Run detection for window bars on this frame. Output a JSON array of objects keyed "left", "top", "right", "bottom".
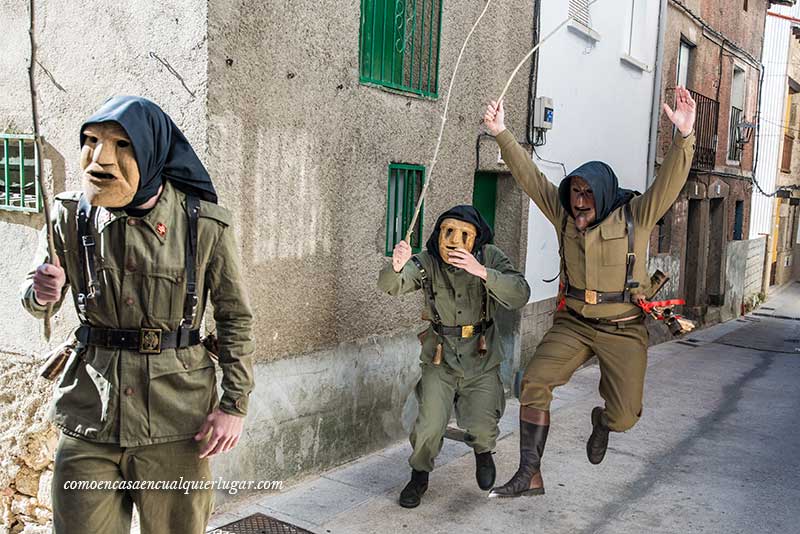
[
  {"left": 385, "top": 163, "right": 425, "bottom": 255},
  {"left": 1, "top": 134, "right": 41, "bottom": 213},
  {"left": 360, "top": 0, "right": 443, "bottom": 98}
]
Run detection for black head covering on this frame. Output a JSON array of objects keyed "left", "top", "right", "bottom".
[
  {"left": 557, "top": 161, "right": 638, "bottom": 227},
  {"left": 425, "top": 205, "right": 494, "bottom": 264},
  {"left": 80, "top": 96, "right": 217, "bottom": 207}
]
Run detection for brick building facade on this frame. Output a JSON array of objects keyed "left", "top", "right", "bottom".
[{"left": 649, "top": 0, "right": 773, "bottom": 322}]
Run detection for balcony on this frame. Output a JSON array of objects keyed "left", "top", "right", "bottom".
[{"left": 689, "top": 89, "right": 719, "bottom": 171}]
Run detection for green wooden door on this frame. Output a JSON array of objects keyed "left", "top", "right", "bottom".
[{"left": 472, "top": 172, "right": 497, "bottom": 233}]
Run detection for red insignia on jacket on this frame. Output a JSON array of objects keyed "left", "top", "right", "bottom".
[{"left": 156, "top": 223, "right": 167, "bottom": 237}]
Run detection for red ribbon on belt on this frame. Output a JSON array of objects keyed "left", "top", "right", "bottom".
[{"left": 636, "top": 298, "right": 686, "bottom": 320}]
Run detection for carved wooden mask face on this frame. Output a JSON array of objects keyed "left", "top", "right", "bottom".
[
  {"left": 80, "top": 121, "right": 140, "bottom": 207},
  {"left": 438, "top": 218, "right": 477, "bottom": 265}
]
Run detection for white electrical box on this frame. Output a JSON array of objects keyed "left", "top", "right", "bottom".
[{"left": 534, "top": 96, "right": 554, "bottom": 130}]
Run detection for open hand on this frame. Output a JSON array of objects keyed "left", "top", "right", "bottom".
[
  {"left": 663, "top": 86, "right": 696, "bottom": 137},
  {"left": 32, "top": 257, "right": 66, "bottom": 304},
  {"left": 448, "top": 248, "right": 488, "bottom": 280},
  {"left": 484, "top": 100, "right": 506, "bottom": 136},
  {"left": 194, "top": 408, "right": 244, "bottom": 458},
  {"left": 392, "top": 240, "right": 412, "bottom": 273}
]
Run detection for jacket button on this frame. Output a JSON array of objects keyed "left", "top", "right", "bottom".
[
  {"left": 126, "top": 260, "right": 136, "bottom": 272},
  {"left": 176, "top": 275, "right": 184, "bottom": 283},
  {"left": 124, "top": 387, "right": 134, "bottom": 396},
  {"left": 125, "top": 297, "right": 134, "bottom": 306},
  {"left": 457, "top": 294, "right": 461, "bottom": 298},
  {"left": 127, "top": 219, "right": 138, "bottom": 226},
  {"left": 457, "top": 310, "right": 462, "bottom": 314}
]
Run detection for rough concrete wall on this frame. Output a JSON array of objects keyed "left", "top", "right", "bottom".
[
  {"left": 648, "top": 253, "right": 682, "bottom": 300},
  {"left": 744, "top": 236, "right": 767, "bottom": 298},
  {"left": 206, "top": 0, "right": 533, "bottom": 361},
  {"left": 518, "top": 297, "right": 557, "bottom": 369},
  {"left": 212, "top": 328, "right": 421, "bottom": 505},
  {"left": 0, "top": 0, "right": 209, "bottom": 355},
  {"left": 722, "top": 238, "right": 748, "bottom": 321}
]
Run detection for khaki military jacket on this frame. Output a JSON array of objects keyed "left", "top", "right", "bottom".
[
  {"left": 496, "top": 129, "right": 695, "bottom": 319},
  {"left": 378, "top": 245, "right": 530, "bottom": 378},
  {"left": 21, "top": 181, "right": 255, "bottom": 447}
]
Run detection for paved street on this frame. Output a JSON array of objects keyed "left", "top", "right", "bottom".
[{"left": 210, "top": 283, "right": 800, "bottom": 534}]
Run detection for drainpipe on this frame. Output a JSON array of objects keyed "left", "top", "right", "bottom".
[
  {"left": 647, "top": 0, "right": 668, "bottom": 186},
  {"left": 526, "top": 0, "right": 542, "bottom": 145}
]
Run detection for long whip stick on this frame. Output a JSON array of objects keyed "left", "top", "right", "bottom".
[
  {"left": 28, "top": 0, "right": 55, "bottom": 340},
  {"left": 404, "top": 0, "right": 604, "bottom": 242},
  {"left": 404, "top": 0, "right": 493, "bottom": 243}
]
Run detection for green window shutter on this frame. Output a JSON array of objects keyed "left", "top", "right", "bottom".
[
  {"left": 386, "top": 163, "right": 425, "bottom": 256},
  {"left": 360, "top": 0, "right": 442, "bottom": 98},
  {"left": 1, "top": 134, "right": 42, "bottom": 213}
]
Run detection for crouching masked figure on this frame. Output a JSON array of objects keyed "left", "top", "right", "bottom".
[
  {"left": 483, "top": 88, "right": 696, "bottom": 498},
  {"left": 21, "top": 96, "right": 255, "bottom": 534},
  {"left": 378, "top": 206, "right": 531, "bottom": 508}
]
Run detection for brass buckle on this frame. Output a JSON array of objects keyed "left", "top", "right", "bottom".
[
  {"left": 461, "top": 325, "right": 475, "bottom": 338},
  {"left": 585, "top": 290, "right": 598, "bottom": 305},
  {"left": 140, "top": 328, "right": 163, "bottom": 354}
]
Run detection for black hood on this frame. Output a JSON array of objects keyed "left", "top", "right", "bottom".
[
  {"left": 80, "top": 96, "right": 217, "bottom": 207},
  {"left": 425, "top": 205, "right": 494, "bottom": 264},
  {"left": 557, "top": 161, "right": 638, "bottom": 227}
]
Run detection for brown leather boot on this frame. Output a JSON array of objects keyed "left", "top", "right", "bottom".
[
  {"left": 587, "top": 406, "right": 610, "bottom": 465},
  {"left": 488, "top": 407, "right": 549, "bottom": 498}
]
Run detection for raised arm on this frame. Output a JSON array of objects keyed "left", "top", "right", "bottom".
[
  {"left": 632, "top": 86, "right": 697, "bottom": 228},
  {"left": 484, "top": 100, "right": 564, "bottom": 226}
]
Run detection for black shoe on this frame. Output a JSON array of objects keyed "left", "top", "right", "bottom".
[
  {"left": 399, "top": 469, "right": 429, "bottom": 508},
  {"left": 489, "top": 411, "right": 549, "bottom": 498},
  {"left": 587, "top": 406, "right": 610, "bottom": 465},
  {"left": 475, "top": 451, "right": 496, "bottom": 490}
]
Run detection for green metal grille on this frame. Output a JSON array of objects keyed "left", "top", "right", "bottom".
[
  {"left": 1, "top": 133, "right": 41, "bottom": 213},
  {"left": 385, "top": 163, "right": 425, "bottom": 256},
  {"left": 360, "top": 0, "right": 443, "bottom": 98}
]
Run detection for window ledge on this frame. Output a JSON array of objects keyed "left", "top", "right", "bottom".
[
  {"left": 620, "top": 53, "right": 651, "bottom": 73},
  {"left": 567, "top": 20, "right": 601, "bottom": 43}
]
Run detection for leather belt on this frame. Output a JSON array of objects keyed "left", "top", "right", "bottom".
[
  {"left": 432, "top": 319, "right": 493, "bottom": 338},
  {"left": 76, "top": 325, "right": 201, "bottom": 354},
  {"left": 565, "top": 283, "right": 628, "bottom": 305}
]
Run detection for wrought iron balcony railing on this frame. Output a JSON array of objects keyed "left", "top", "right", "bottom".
[
  {"left": 689, "top": 89, "right": 718, "bottom": 171},
  {"left": 728, "top": 106, "right": 744, "bottom": 162}
]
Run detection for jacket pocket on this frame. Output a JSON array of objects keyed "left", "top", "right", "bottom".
[
  {"left": 600, "top": 222, "right": 628, "bottom": 266},
  {"left": 147, "top": 346, "right": 217, "bottom": 438},
  {"left": 51, "top": 346, "right": 107, "bottom": 436},
  {"left": 146, "top": 270, "right": 186, "bottom": 325}
]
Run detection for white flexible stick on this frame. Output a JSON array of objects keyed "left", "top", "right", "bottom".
[{"left": 404, "top": 0, "right": 493, "bottom": 243}]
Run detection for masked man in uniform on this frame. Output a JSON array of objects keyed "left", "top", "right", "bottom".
[
  {"left": 21, "top": 96, "right": 254, "bottom": 533},
  {"left": 482, "top": 87, "right": 696, "bottom": 498},
  {"left": 379, "top": 206, "right": 531, "bottom": 507}
]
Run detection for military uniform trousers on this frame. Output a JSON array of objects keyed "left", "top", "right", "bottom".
[
  {"left": 409, "top": 363, "right": 506, "bottom": 472},
  {"left": 52, "top": 434, "right": 213, "bottom": 534},
  {"left": 520, "top": 310, "right": 648, "bottom": 432}
]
